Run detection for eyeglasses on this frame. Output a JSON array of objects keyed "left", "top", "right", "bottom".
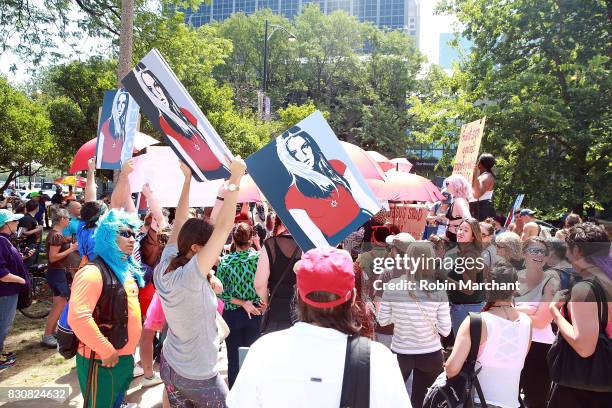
[
  {"left": 118, "top": 230, "right": 136, "bottom": 239},
  {"left": 526, "top": 247, "right": 547, "bottom": 256},
  {"left": 495, "top": 243, "right": 506, "bottom": 249}
]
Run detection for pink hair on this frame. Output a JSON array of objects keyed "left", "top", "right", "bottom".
[{"left": 444, "top": 174, "right": 473, "bottom": 200}]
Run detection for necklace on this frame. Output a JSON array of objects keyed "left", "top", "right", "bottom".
[{"left": 327, "top": 188, "right": 341, "bottom": 208}]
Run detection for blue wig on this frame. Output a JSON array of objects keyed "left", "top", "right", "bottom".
[{"left": 94, "top": 209, "right": 145, "bottom": 287}]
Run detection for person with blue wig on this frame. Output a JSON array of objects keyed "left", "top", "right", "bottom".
[{"left": 68, "top": 208, "right": 145, "bottom": 408}]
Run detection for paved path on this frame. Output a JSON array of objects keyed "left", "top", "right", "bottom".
[{"left": 1, "top": 347, "right": 228, "bottom": 407}]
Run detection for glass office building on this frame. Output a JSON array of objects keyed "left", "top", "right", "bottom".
[{"left": 183, "top": 0, "right": 420, "bottom": 34}]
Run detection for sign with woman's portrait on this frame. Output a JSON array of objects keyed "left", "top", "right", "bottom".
[
  {"left": 121, "top": 49, "right": 232, "bottom": 182},
  {"left": 246, "top": 111, "right": 381, "bottom": 251},
  {"left": 95, "top": 89, "right": 140, "bottom": 170}
]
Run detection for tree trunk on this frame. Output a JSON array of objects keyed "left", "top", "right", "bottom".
[
  {"left": 113, "top": 0, "right": 135, "bottom": 186},
  {"left": 0, "top": 169, "right": 19, "bottom": 193}
]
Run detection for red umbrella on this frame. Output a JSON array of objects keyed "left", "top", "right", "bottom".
[
  {"left": 341, "top": 142, "right": 386, "bottom": 180},
  {"left": 366, "top": 172, "right": 444, "bottom": 202},
  {"left": 366, "top": 151, "right": 395, "bottom": 172},
  {"left": 69, "top": 132, "right": 158, "bottom": 174}
]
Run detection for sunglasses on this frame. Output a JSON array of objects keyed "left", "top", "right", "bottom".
[
  {"left": 118, "top": 229, "right": 136, "bottom": 239},
  {"left": 495, "top": 243, "right": 506, "bottom": 249},
  {"left": 526, "top": 247, "right": 547, "bottom": 256}
]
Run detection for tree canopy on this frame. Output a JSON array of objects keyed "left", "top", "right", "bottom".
[
  {"left": 0, "top": 77, "right": 55, "bottom": 191},
  {"left": 411, "top": 0, "right": 612, "bottom": 216}
]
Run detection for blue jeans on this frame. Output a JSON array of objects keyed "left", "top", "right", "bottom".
[
  {"left": 450, "top": 302, "right": 484, "bottom": 335},
  {"left": 0, "top": 294, "right": 19, "bottom": 353}
]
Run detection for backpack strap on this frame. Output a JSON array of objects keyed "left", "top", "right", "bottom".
[
  {"left": 467, "top": 312, "right": 482, "bottom": 364},
  {"left": 467, "top": 313, "right": 486, "bottom": 408},
  {"left": 582, "top": 279, "right": 609, "bottom": 333},
  {"left": 340, "top": 335, "right": 371, "bottom": 408}
]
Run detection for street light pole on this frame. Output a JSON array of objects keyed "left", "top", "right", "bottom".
[
  {"left": 262, "top": 19, "right": 269, "bottom": 95},
  {"left": 259, "top": 19, "right": 296, "bottom": 120}
]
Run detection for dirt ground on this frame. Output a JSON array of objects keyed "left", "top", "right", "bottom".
[{"left": 0, "top": 313, "right": 75, "bottom": 388}]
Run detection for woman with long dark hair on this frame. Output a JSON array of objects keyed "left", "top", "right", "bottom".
[
  {"left": 276, "top": 126, "right": 379, "bottom": 248},
  {"left": 254, "top": 216, "right": 302, "bottom": 334},
  {"left": 96, "top": 89, "right": 130, "bottom": 169},
  {"left": 216, "top": 222, "right": 262, "bottom": 388},
  {"left": 153, "top": 158, "right": 245, "bottom": 407},
  {"left": 470, "top": 153, "right": 496, "bottom": 221},
  {"left": 446, "top": 217, "right": 486, "bottom": 335},
  {"left": 133, "top": 62, "right": 231, "bottom": 181}
]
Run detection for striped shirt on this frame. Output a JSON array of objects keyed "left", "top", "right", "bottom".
[{"left": 378, "top": 278, "right": 452, "bottom": 354}]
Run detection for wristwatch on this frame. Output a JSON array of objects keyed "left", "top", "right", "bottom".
[{"left": 224, "top": 182, "right": 240, "bottom": 192}]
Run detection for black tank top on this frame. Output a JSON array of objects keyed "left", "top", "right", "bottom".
[{"left": 264, "top": 235, "right": 302, "bottom": 324}]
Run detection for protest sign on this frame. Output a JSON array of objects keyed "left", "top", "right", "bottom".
[
  {"left": 388, "top": 203, "right": 428, "bottom": 240},
  {"left": 246, "top": 111, "right": 381, "bottom": 251},
  {"left": 127, "top": 146, "right": 218, "bottom": 207},
  {"left": 122, "top": 49, "right": 232, "bottom": 182},
  {"left": 452, "top": 117, "right": 486, "bottom": 182},
  {"left": 95, "top": 89, "right": 140, "bottom": 170}
]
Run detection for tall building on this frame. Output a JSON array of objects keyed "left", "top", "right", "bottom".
[{"left": 183, "top": 0, "right": 420, "bottom": 39}]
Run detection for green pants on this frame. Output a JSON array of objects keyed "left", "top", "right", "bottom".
[{"left": 76, "top": 353, "right": 134, "bottom": 408}]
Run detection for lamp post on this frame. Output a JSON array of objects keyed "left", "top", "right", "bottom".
[{"left": 260, "top": 19, "right": 296, "bottom": 120}]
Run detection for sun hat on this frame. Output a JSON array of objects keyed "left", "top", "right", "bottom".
[
  {"left": 0, "top": 209, "right": 23, "bottom": 228},
  {"left": 295, "top": 247, "right": 355, "bottom": 309}
]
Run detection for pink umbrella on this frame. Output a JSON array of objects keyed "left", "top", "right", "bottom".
[
  {"left": 366, "top": 151, "right": 395, "bottom": 172},
  {"left": 236, "top": 175, "right": 262, "bottom": 203},
  {"left": 69, "top": 132, "right": 159, "bottom": 174},
  {"left": 341, "top": 142, "right": 386, "bottom": 181},
  {"left": 390, "top": 158, "right": 413, "bottom": 173},
  {"left": 366, "top": 172, "right": 444, "bottom": 202}
]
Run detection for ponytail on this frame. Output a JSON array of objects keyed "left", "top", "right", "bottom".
[{"left": 166, "top": 251, "right": 190, "bottom": 274}]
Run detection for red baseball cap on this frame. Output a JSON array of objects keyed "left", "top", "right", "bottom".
[{"left": 295, "top": 247, "right": 355, "bottom": 309}]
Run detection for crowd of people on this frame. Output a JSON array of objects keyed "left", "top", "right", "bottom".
[{"left": 0, "top": 152, "right": 609, "bottom": 408}]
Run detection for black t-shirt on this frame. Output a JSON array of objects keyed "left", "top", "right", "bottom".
[
  {"left": 18, "top": 214, "right": 39, "bottom": 247},
  {"left": 51, "top": 193, "right": 64, "bottom": 205}
]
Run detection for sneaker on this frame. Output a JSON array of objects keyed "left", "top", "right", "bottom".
[
  {"left": 41, "top": 335, "right": 58, "bottom": 348},
  {"left": 141, "top": 372, "right": 163, "bottom": 388},
  {"left": 0, "top": 356, "right": 15, "bottom": 370},
  {"left": 119, "top": 402, "right": 137, "bottom": 408},
  {"left": 133, "top": 365, "right": 144, "bottom": 378}
]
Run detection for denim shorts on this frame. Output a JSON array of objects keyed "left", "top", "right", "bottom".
[{"left": 46, "top": 268, "right": 71, "bottom": 298}]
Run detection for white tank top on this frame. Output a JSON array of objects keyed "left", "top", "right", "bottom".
[
  {"left": 475, "top": 312, "right": 531, "bottom": 408},
  {"left": 515, "top": 271, "right": 557, "bottom": 344}
]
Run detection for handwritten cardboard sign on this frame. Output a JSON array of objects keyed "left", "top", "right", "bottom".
[
  {"left": 452, "top": 117, "right": 486, "bottom": 182},
  {"left": 388, "top": 203, "right": 428, "bottom": 240}
]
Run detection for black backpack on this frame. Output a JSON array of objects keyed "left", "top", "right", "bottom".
[{"left": 423, "top": 313, "right": 487, "bottom": 408}]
